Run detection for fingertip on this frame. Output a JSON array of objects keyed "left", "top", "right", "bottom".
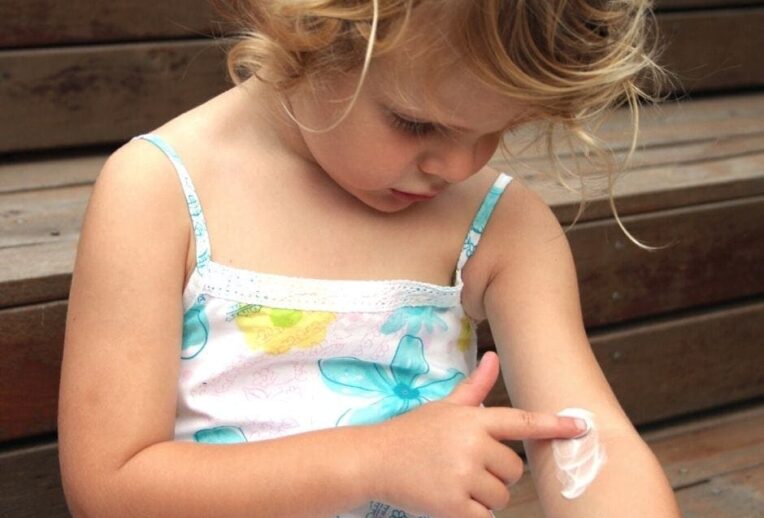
[
  {"left": 560, "top": 416, "right": 590, "bottom": 438},
  {"left": 555, "top": 408, "right": 595, "bottom": 439},
  {"left": 478, "top": 351, "right": 499, "bottom": 369},
  {"left": 572, "top": 417, "right": 591, "bottom": 437}
]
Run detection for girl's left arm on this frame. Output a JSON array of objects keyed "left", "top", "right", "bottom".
[{"left": 480, "top": 181, "right": 680, "bottom": 516}]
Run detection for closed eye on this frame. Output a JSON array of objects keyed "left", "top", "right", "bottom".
[{"left": 388, "top": 111, "right": 438, "bottom": 137}]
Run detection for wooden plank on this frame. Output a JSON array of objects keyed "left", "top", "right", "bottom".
[
  {"left": 570, "top": 196, "right": 764, "bottom": 327},
  {"left": 483, "top": 299, "right": 764, "bottom": 425},
  {"left": 509, "top": 137, "right": 764, "bottom": 225},
  {"left": 0, "top": 185, "right": 90, "bottom": 249},
  {"left": 496, "top": 404, "right": 764, "bottom": 516},
  {"left": 0, "top": 442, "right": 70, "bottom": 518},
  {"left": 0, "top": 0, "right": 215, "bottom": 48},
  {"left": 648, "top": 406, "right": 764, "bottom": 488},
  {"left": 0, "top": 241, "right": 75, "bottom": 310},
  {"left": 677, "top": 464, "right": 764, "bottom": 517},
  {"left": 0, "top": 40, "right": 230, "bottom": 153},
  {"left": 0, "top": 301, "right": 67, "bottom": 441},
  {"left": 659, "top": 0, "right": 764, "bottom": 9},
  {"left": 590, "top": 301, "right": 764, "bottom": 423},
  {"left": 0, "top": 154, "right": 104, "bottom": 194},
  {"left": 493, "top": 93, "right": 764, "bottom": 177},
  {"left": 657, "top": 8, "right": 764, "bottom": 93}
]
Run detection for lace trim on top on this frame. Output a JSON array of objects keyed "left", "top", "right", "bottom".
[
  {"left": 136, "top": 133, "right": 511, "bottom": 312},
  {"left": 184, "top": 262, "right": 462, "bottom": 312}
]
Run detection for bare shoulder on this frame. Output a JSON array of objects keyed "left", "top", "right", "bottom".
[
  {"left": 492, "top": 172, "right": 564, "bottom": 244},
  {"left": 461, "top": 167, "right": 570, "bottom": 320},
  {"left": 96, "top": 137, "right": 188, "bottom": 210},
  {"left": 88, "top": 136, "right": 192, "bottom": 252}
]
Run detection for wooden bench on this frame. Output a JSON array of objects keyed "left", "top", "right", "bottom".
[{"left": 1, "top": 1, "right": 763, "bottom": 515}]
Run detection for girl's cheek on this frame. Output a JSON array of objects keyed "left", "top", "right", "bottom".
[{"left": 475, "top": 134, "right": 502, "bottom": 168}]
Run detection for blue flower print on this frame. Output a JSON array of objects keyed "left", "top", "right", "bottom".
[
  {"left": 380, "top": 306, "right": 449, "bottom": 336},
  {"left": 462, "top": 234, "right": 477, "bottom": 259},
  {"left": 318, "top": 335, "right": 465, "bottom": 426},
  {"left": 182, "top": 295, "right": 209, "bottom": 360},
  {"left": 193, "top": 426, "right": 247, "bottom": 444},
  {"left": 361, "top": 501, "right": 430, "bottom": 518}
]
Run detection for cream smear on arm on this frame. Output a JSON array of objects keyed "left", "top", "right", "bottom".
[{"left": 551, "top": 407, "right": 607, "bottom": 499}]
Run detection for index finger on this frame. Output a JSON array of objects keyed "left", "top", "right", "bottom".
[{"left": 484, "top": 408, "right": 588, "bottom": 441}]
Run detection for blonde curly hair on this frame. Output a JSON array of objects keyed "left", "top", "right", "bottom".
[{"left": 212, "top": 0, "right": 671, "bottom": 248}]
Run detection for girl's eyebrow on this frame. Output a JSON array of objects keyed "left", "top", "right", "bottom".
[
  {"left": 393, "top": 109, "right": 484, "bottom": 134},
  {"left": 385, "top": 100, "right": 522, "bottom": 134}
]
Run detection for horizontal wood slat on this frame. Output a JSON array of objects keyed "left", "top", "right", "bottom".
[
  {"left": 0, "top": 41, "right": 230, "bottom": 153},
  {"left": 0, "top": 154, "right": 105, "bottom": 194},
  {"left": 675, "top": 464, "right": 764, "bottom": 517},
  {"left": 0, "top": 0, "right": 217, "bottom": 48},
  {"left": 658, "top": 8, "right": 764, "bottom": 94},
  {"left": 1, "top": 10, "right": 762, "bottom": 152},
  {"left": 571, "top": 195, "right": 764, "bottom": 326},
  {"left": 0, "top": 443, "right": 69, "bottom": 518},
  {"left": 0, "top": 301, "right": 66, "bottom": 441},
  {"left": 659, "top": 0, "right": 764, "bottom": 8},
  {"left": 0, "top": 241, "right": 75, "bottom": 310},
  {"left": 504, "top": 136, "right": 764, "bottom": 225},
  {"left": 482, "top": 299, "right": 764, "bottom": 425},
  {"left": 1, "top": 185, "right": 90, "bottom": 250}
]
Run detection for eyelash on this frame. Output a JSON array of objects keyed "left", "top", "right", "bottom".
[{"left": 389, "top": 112, "right": 437, "bottom": 137}]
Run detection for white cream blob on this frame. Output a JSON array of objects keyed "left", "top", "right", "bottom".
[{"left": 551, "top": 407, "right": 607, "bottom": 499}]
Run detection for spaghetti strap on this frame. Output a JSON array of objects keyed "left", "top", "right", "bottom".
[
  {"left": 132, "top": 133, "right": 212, "bottom": 275},
  {"left": 455, "top": 173, "right": 513, "bottom": 279}
]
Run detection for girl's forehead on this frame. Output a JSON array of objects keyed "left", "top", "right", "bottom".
[{"left": 369, "top": 52, "right": 529, "bottom": 133}]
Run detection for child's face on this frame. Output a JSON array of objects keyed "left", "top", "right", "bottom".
[{"left": 286, "top": 48, "right": 529, "bottom": 213}]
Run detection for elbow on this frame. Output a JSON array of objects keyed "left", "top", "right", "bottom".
[
  {"left": 60, "top": 467, "right": 108, "bottom": 518},
  {"left": 59, "top": 450, "right": 126, "bottom": 518}
]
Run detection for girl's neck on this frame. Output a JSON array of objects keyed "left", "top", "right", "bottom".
[{"left": 239, "top": 78, "right": 317, "bottom": 169}]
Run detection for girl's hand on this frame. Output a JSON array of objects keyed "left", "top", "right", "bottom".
[{"left": 369, "top": 351, "right": 585, "bottom": 518}]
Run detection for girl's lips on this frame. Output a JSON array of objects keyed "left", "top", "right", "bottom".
[{"left": 390, "top": 189, "right": 437, "bottom": 202}]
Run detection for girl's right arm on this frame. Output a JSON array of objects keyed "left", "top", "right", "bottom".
[
  {"left": 58, "top": 141, "right": 378, "bottom": 517},
  {"left": 58, "top": 141, "right": 581, "bottom": 518}
]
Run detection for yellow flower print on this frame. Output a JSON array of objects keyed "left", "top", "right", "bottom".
[
  {"left": 235, "top": 307, "right": 336, "bottom": 355},
  {"left": 457, "top": 317, "right": 473, "bottom": 352}
]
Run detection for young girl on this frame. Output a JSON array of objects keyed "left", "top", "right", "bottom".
[{"left": 58, "top": 1, "right": 680, "bottom": 517}]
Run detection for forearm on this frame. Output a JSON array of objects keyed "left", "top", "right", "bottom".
[
  {"left": 525, "top": 432, "right": 680, "bottom": 517},
  {"left": 66, "top": 426, "right": 374, "bottom": 518}
]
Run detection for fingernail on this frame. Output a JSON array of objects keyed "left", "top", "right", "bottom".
[{"left": 573, "top": 418, "right": 590, "bottom": 436}]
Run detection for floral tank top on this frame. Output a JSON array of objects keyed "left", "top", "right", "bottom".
[{"left": 135, "top": 133, "right": 512, "bottom": 518}]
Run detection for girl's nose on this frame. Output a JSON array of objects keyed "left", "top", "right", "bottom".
[
  {"left": 418, "top": 145, "right": 475, "bottom": 184},
  {"left": 418, "top": 135, "right": 499, "bottom": 184}
]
